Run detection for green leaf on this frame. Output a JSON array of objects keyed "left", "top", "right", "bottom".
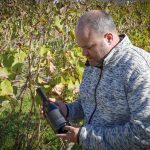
[
  {"left": 14, "top": 50, "right": 27, "bottom": 63},
  {"left": 39, "top": 45, "right": 49, "bottom": 57},
  {"left": 0, "top": 80, "right": 13, "bottom": 96},
  {"left": 0, "top": 99, "right": 10, "bottom": 114},
  {"left": 11, "top": 63, "right": 24, "bottom": 74},
  {"left": 68, "top": 79, "right": 74, "bottom": 90},
  {"left": 1, "top": 100, "right": 9, "bottom": 107},
  {"left": 0, "top": 67, "right": 9, "bottom": 79},
  {"left": 69, "top": 30, "right": 75, "bottom": 39},
  {"left": 53, "top": 16, "right": 63, "bottom": 32},
  {"left": 20, "top": 50, "right": 27, "bottom": 62},
  {"left": 2, "top": 53, "right": 15, "bottom": 68},
  {"left": 35, "top": 94, "right": 42, "bottom": 106},
  {"left": 0, "top": 96, "right": 7, "bottom": 103}
]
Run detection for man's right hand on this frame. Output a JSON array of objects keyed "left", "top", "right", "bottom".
[{"left": 48, "top": 98, "right": 68, "bottom": 117}]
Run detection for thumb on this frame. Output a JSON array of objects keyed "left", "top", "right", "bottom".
[
  {"left": 48, "top": 98, "right": 58, "bottom": 104},
  {"left": 48, "top": 98, "right": 62, "bottom": 107}
]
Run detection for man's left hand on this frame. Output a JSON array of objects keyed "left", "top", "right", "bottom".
[{"left": 56, "top": 126, "right": 80, "bottom": 143}]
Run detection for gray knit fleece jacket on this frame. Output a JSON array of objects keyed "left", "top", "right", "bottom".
[{"left": 66, "top": 34, "right": 150, "bottom": 150}]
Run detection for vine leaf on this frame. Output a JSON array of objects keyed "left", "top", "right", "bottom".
[
  {"left": 0, "top": 67, "right": 9, "bottom": 79},
  {"left": 51, "top": 83, "right": 64, "bottom": 97},
  {"left": 39, "top": 45, "right": 50, "bottom": 57},
  {"left": 0, "top": 79, "right": 13, "bottom": 96},
  {"left": 2, "top": 53, "right": 14, "bottom": 68},
  {"left": 20, "top": 51, "right": 27, "bottom": 62},
  {"left": 0, "top": 100, "right": 10, "bottom": 114},
  {"left": 53, "top": 16, "right": 63, "bottom": 32},
  {"left": 12, "top": 63, "right": 24, "bottom": 74},
  {"left": 49, "top": 62, "right": 56, "bottom": 74}
]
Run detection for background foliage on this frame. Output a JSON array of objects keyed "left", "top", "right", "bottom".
[{"left": 0, "top": 0, "right": 149, "bottom": 149}]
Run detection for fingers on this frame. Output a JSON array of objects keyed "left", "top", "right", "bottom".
[
  {"left": 56, "top": 133, "right": 68, "bottom": 138},
  {"left": 56, "top": 132, "right": 72, "bottom": 141},
  {"left": 56, "top": 126, "right": 72, "bottom": 140},
  {"left": 48, "top": 98, "right": 61, "bottom": 105},
  {"left": 48, "top": 98, "right": 57, "bottom": 103},
  {"left": 64, "top": 126, "right": 75, "bottom": 133},
  {"left": 56, "top": 126, "right": 79, "bottom": 143}
]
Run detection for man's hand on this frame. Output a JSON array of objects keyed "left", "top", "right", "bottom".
[
  {"left": 56, "top": 126, "right": 80, "bottom": 143},
  {"left": 49, "top": 98, "right": 68, "bottom": 117}
]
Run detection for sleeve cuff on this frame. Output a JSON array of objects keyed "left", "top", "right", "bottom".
[
  {"left": 78, "top": 125, "right": 90, "bottom": 147},
  {"left": 65, "top": 103, "right": 69, "bottom": 118},
  {"left": 77, "top": 127, "right": 82, "bottom": 144}
]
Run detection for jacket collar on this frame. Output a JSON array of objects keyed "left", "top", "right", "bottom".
[
  {"left": 85, "top": 34, "right": 132, "bottom": 68},
  {"left": 85, "top": 60, "right": 103, "bottom": 69},
  {"left": 103, "top": 34, "right": 132, "bottom": 67}
]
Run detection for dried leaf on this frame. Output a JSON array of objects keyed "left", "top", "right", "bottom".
[
  {"left": 51, "top": 83, "right": 64, "bottom": 96},
  {"left": 49, "top": 62, "right": 56, "bottom": 74}
]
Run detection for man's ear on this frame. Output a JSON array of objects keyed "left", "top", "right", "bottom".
[{"left": 104, "top": 33, "right": 113, "bottom": 44}]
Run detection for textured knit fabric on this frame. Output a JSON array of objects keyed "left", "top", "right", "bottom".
[{"left": 66, "top": 34, "right": 150, "bottom": 150}]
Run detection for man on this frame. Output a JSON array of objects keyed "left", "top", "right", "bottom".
[{"left": 49, "top": 10, "right": 150, "bottom": 150}]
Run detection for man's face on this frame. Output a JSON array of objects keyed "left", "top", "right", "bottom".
[{"left": 75, "top": 27, "right": 109, "bottom": 66}]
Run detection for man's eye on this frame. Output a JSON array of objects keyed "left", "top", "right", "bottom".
[
  {"left": 88, "top": 46, "right": 93, "bottom": 49},
  {"left": 85, "top": 46, "right": 91, "bottom": 49},
  {"left": 82, "top": 45, "right": 93, "bottom": 50}
]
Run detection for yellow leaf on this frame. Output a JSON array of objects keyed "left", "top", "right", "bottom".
[
  {"left": 53, "top": 16, "right": 63, "bottom": 32},
  {"left": 0, "top": 68, "right": 9, "bottom": 79},
  {"left": 49, "top": 62, "right": 56, "bottom": 74},
  {"left": 52, "top": 83, "right": 64, "bottom": 96},
  {"left": 38, "top": 77, "right": 47, "bottom": 84},
  {"left": 0, "top": 80, "right": 13, "bottom": 96}
]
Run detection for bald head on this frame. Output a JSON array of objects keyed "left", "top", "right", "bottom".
[
  {"left": 76, "top": 10, "right": 117, "bottom": 35},
  {"left": 75, "top": 10, "right": 120, "bottom": 66}
]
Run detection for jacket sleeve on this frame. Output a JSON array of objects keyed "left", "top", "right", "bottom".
[
  {"left": 79, "top": 71, "right": 150, "bottom": 150},
  {"left": 66, "top": 97, "right": 84, "bottom": 122},
  {"left": 65, "top": 66, "right": 88, "bottom": 122}
]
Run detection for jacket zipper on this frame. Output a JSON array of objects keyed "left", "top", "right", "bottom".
[{"left": 88, "top": 66, "right": 103, "bottom": 124}]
